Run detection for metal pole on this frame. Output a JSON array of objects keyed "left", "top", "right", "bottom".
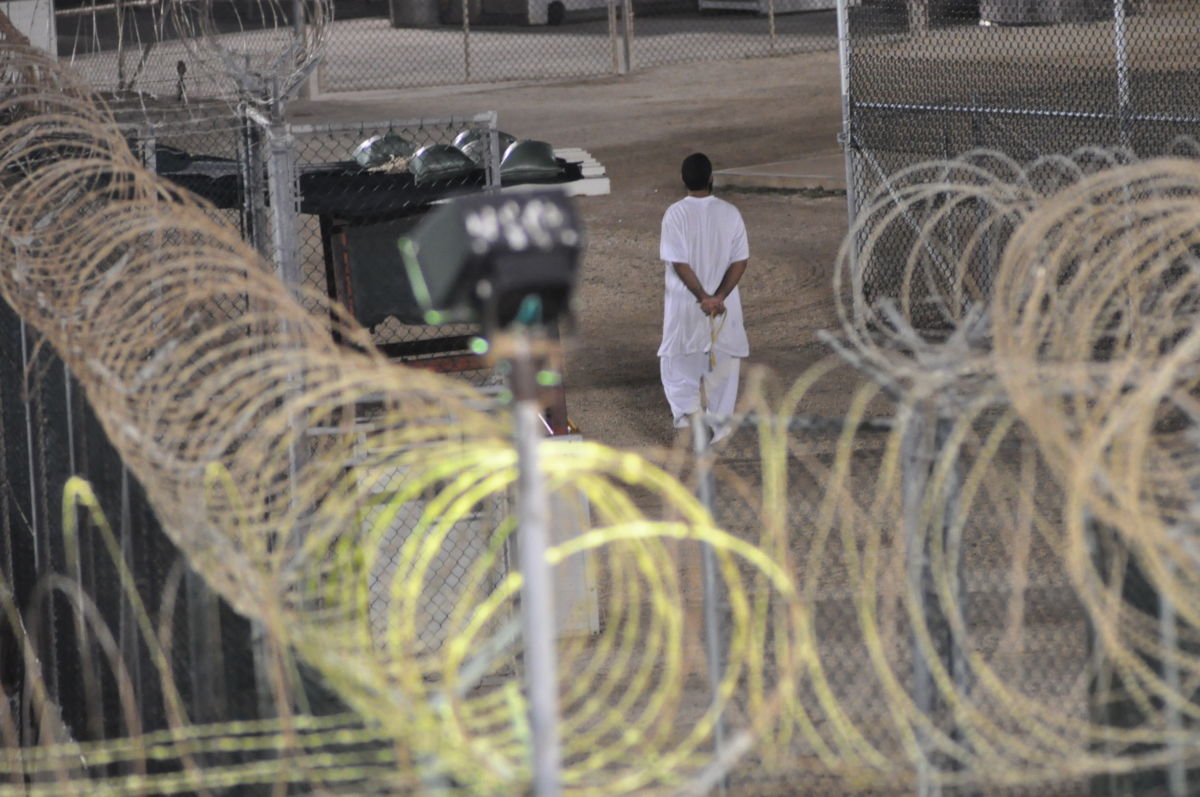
[
  {"left": 609, "top": 0, "right": 622, "bottom": 75},
  {"left": 240, "top": 112, "right": 271, "bottom": 258},
  {"left": 1112, "top": 0, "right": 1132, "bottom": 151},
  {"left": 621, "top": 0, "right": 634, "bottom": 74},
  {"left": 835, "top": 0, "right": 859, "bottom": 242},
  {"left": 262, "top": 118, "right": 306, "bottom": 727},
  {"left": 293, "top": 0, "right": 320, "bottom": 98},
  {"left": 767, "top": 0, "right": 776, "bottom": 53},
  {"left": 901, "top": 407, "right": 935, "bottom": 797},
  {"left": 935, "top": 415, "right": 969, "bottom": 783},
  {"left": 19, "top": 321, "right": 37, "bottom": 574},
  {"left": 115, "top": 0, "right": 127, "bottom": 88},
  {"left": 463, "top": 0, "right": 472, "bottom": 83},
  {"left": 118, "top": 466, "right": 144, "bottom": 718},
  {"left": 1160, "top": 583, "right": 1186, "bottom": 796},
  {"left": 265, "top": 122, "right": 302, "bottom": 295},
  {"left": 511, "top": 333, "right": 562, "bottom": 797},
  {"left": 264, "top": 118, "right": 306, "bottom": 504},
  {"left": 293, "top": 0, "right": 305, "bottom": 41},
  {"left": 691, "top": 414, "right": 727, "bottom": 796},
  {"left": 486, "top": 122, "right": 503, "bottom": 191}
]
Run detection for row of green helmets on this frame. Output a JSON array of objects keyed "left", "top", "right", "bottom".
[{"left": 351, "top": 128, "right": 562, "bottom": 183}]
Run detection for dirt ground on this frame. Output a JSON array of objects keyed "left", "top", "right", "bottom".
[{"left": 290, "top": 51, "right": 851, "bottom": 450}]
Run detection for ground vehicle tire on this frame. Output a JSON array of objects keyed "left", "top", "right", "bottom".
[{"left": 547, "top": 0, "right": 566, "bottom": 24}]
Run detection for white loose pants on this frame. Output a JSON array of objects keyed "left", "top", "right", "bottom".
[{"left": 660, "top": 352, "right": 741, "bottom": 435}]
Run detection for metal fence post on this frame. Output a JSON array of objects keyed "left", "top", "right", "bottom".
[
  {"left": 691, "top": 414, "right": 728, "bottom": 796},
  {"left": 240, "top": 111, "right": 271, "bottom": 259},
  {"left": 835, "top": 0, "right": 859, "bottom": 244},
  {"left": 118, "top": 465, "right": 144, "bottom": 720},
  {"left": 902, "top": 404, "right": 969, "bottom": 797},
  {"left": 510, "top": 332, "right": 562, "bottom": 797},
  {"left": 1160, "top": 581, "right": 1186, "bottom": 796},
  {"left": 935, "top": 413, "right": 969, "bottom": 784},
  {"left": 19, "top": 321, "right": 37, "bottom": 578},
  {"left": 264, "top": 121, "right": 302, "bottom": 294},
  {"left": 486, "top": 116, "right": 503, "bottom": 191},
  {"left": 1112, "top": 0, "right": 1132, "bottom": 151},
  {"left": 768, "top": 0, "right": 777, "bottom": 54},
  {"left": 901, "top": 405, "right": 936, "bottom": 797},
  {"left": 609, "top": 0, "right": 623, "bottom": 75},
  {"left": 621, "top": 0, "right": 634, "bottom": 75},
  {"left": 463, "top": 0, "right": 472, "bottom": 83},
  {"left": 249, "top": 109, "right": 308, "bottom": 725}
]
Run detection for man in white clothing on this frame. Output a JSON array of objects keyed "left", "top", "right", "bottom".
[{"left": 658, "top": 152, "right": 749, "bottom": 442}]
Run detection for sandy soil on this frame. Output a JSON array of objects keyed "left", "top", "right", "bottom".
[{"left": 290, "top": 51, "right": 852, "bottom": 450}]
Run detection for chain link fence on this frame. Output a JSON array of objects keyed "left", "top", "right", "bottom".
[
  {"left": 318, "top": 0, "right": 843, "bottom": 91},
  {"left": 0, "top": 297, "right": 268, "bottom": 750},
  {"left": 116, "top": 109, "right": 562, "bottom": 659},
  {"left": 345, "top": 428, "right": 516, "bottom": 654},
  {"left": 842, "top": 0, "right": 1200, "bottom": 312},
  {"left": 56, "top": 2, "right": 235, "bottom": 102},
  {"left": 286, "top": 115, "right": 500, "bottom": 369},
  {"left": 51, "top": 0, "right": 843, "bottom": 98},
  {"left": 682, "top": 404, "right": 1185, "bottom": 795},
  {"left": 119, "top": 110, "right": 508, "bottom": 381}
]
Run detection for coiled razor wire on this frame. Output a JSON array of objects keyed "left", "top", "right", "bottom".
[
  {"left": 0, "top": 44, "right": 797, "bottom": 795},
  {"left": 5, "top": 40, "right": 1200, "bottom": 794}
]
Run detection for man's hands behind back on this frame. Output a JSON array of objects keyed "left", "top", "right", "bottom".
[{"left": 699, "top": 296, "right": 725, "bottom": 316}]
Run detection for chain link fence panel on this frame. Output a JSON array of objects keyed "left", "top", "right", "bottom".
[
  {"left": 348, "top": 441, "right": 514, "bottom": 654},
  {"left": 0, "top": 296, "right": 267, "bottom": 752},
  {"left": 626, "top": 2, "right": 840, "bottom": 71},
  {"left": 54, "top": 1, "right": 228, "bottom": 102},
  {"left": 685, "top": 411, "right": 1104, "bottom": 795},
  {"left": 124, "top": 110, "right": 505, "bottom": 381},
  {"left": 319, "top": 7, "right": 621, "bottom": 90},
  {"left": 55, "top": 0, "right": 326, "bottom": 107},
  {"left": 279, "top": 114, "right": 502, "bottom": 379},
  {"left": 49, "top": 0, "right": 846, "bottom": 98},
  {"left": 313, "top": 0, "right": 844, "bottom": 92},
  {"left": 843, "top": 0, "right": 1200, "bottom": 316}
]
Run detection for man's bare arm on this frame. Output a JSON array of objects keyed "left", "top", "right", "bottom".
[
  {"left": 713, "top": 259, "right": 748, "bottom": 302},
  {"left": 670, "top": 262, "right": 708, "bottom": 301},
  {"left": 671, "top": 262, "right": 722, "bottom": 316}
]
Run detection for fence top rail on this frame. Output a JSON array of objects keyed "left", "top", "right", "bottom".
[
  {"left": 854, "top": 101, "right": 1200, "bottom": 127},
  {"left": 285, "top": 111, "right": 498, "bottom": 137}
]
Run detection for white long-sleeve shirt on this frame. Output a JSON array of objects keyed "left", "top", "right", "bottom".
[{"left": 657, "top": 195, "right": 750, "bottom": 358}]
